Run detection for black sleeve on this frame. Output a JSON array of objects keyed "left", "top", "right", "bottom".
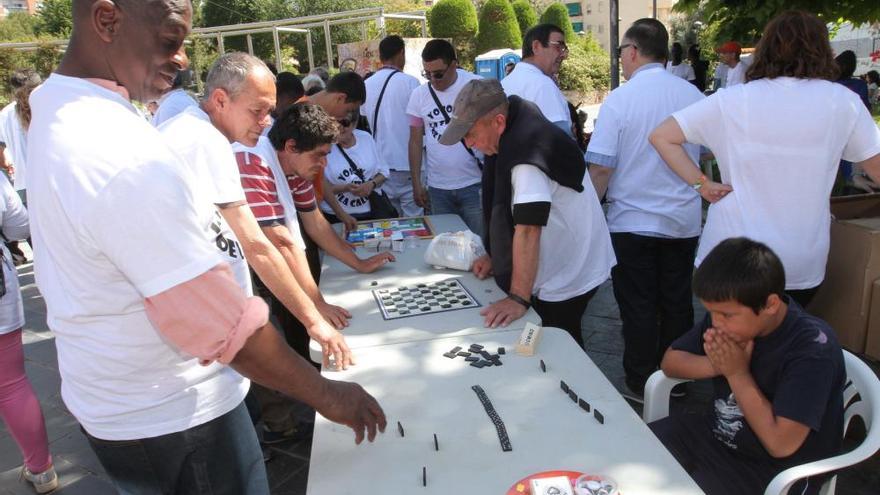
[
  {"left": 512, "top": 202, "right": 551, "bottom": 226},
  {"left": 670, "top": 313, "right": 711, "bottom": 355}
]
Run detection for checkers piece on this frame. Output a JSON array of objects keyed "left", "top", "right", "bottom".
[
  {"left": 594, "top": 409, "right": 604, "bottom": 424},
  {"left": 465, "top": 356, "right": 480, "bottom": 362},
  {"left": 471, "top": 385, "right": 512, "bottom": 452},
  {"left": 457, "top": 351, "right": 472, "bottom": 358},
  {"left": 397, "top": 421, "right": 405, "bottom": 437},
  {"left": 433, "top": 433, "right": 439, "bottom": 451},
  {"left": 568, "top": 390, "right": 578, "bottom": 403},
  {"left": 498, "top": 347, "right": 506, "bottom": 355},
  {"left": 470, "top": 361, "right": 486, "bottom": 368},
  {"left": 443, "top": 352, "right": 457, "bottom": 359},
  {"left": 560, "top": 380, "right": 570, "bottom": 394},
  {"left": 449, "top": 346, "right": 462, "bottom": 354},
  {"left": 578, "top": 398, "right": 591, "bottom": 412},
  {"left": 470, "top": 344, "right": 484, "bottom": 351},
  {"left": 540, "top": 359, "right": 546, "bottom": 373}
]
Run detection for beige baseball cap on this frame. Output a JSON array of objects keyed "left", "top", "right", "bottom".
[{"left": 438, "top": 78, "right": 507, "bottom": 146}]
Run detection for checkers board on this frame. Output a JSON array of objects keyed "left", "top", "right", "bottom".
[{"left": 373, "top": 279, "right": 481, "bottom": 320}]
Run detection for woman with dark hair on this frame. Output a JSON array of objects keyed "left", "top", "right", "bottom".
[
  {"left": 835, "top": 50, "right": 871, "bottom": 109},
  {"left": 864, "top": 69, "right": 879, "bottom": 108},
  {"left": 650, "top": 10, "right": 880, "bottom": 307}
]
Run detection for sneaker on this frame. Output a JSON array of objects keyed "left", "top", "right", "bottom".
[
  {"left": 621, "top": 378, "right": 645, "bottom": 404},
  {"left": 261, "top": 421, "right": 314, "bottom": 445},
  {"left": 670, "top": 383, "right": 688, "bottom": 398},
  {"left": 21, "top": 465, "right": 59, "bottom": 494}
]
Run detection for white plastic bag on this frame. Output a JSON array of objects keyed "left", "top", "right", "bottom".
[{"left": 423, "top": 230, "right": 486, "bottom": 271}]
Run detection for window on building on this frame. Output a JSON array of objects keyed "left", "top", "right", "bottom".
[
  {"left": 587, "top": 24, "right": 593, "bottom": 32},
  {"left": 598, "top": 1, "right": 603, "bottom": 13},
  {"left": 566, "top": 2, "right": 582, "bottom": 16},
  {"left": 586, "top": 3, "right": 592, "bottom": 14},
  {"left": 598, "top": 24, "right": 604, "bottom": 34},
  {"left": 572, "top": 22, "right": 584, "bottom": 33}
]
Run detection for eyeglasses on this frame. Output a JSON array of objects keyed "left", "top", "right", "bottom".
[
  {"left": 422, "top": 65, "right": 450, "bottom": 80},
  {"left": 617, "top": 43, "right": 637, "bottom": 57},
  {"left": 548, "top": 40, "right": 569, "bottom": 54}
]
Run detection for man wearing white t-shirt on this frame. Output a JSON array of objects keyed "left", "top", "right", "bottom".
[
  {"left": 587, "top": 18, "right": 704, "bottom": 401},
  {"left": 717, "top": 41, "right": 746, "bottom": 87},
  {"left": 363, "top": 35, "right": 422, "bottom": 217},
  {"left": 150, "top": 69, "right": 196, "bottom": 126},
  {"left": 26, "top": 3, "right": 385, "bottom": 493},
  {"left": 502, "top": 24, "right": 572, "bottom": 135},
  {"left": 666, "top": 43, "right": 696, "bottom": 82},
  {"left": 440, "top": 79, "right": 615, "bottom": 346},
  {"left": 407, "top": 39, "right": 483, "bottom": 234}
]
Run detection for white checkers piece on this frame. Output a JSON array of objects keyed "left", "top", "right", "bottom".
[
  {"left": 515, "top": 321, "right": 543, "bottom": 356},
  {"left": 373, "top": 279, "right": 481, "bottom": 320},
  {"left": 531, "top": 476, "right": 575, "bottom": 495}
]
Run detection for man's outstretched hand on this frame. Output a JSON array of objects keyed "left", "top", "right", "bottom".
[{"left": 318, "top": 380, "right": 387, "bottom": 444}]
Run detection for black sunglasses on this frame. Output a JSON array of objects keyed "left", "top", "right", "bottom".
[
  {"left": 422, "top": 65, "right": 450, "bottom": 80},
  {"left": 617, "top": 43, "right": 637, "bottom": 57}
]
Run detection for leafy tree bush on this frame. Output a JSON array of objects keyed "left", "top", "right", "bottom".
[
  {"left": 539, "top": 3, "right": 576, "bottom": 43},
  {"left": 476, "top": 0, "right": 522, "bottom": 54},
  {"left": 557, "top": 33, "right": 609, "bottom": 94},
  {"left": 511, "top": 0, "right": 537, "bottom": 40},
  {"left": 35, "top": 0, "right": 72, "bottom": 38},
  {"left": 428, "top": 0, "right": 479, "bottom": 68}
]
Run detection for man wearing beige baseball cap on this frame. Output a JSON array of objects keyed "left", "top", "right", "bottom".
[{"left": 440, "top": 79, "right": 615, "bottom": 349}]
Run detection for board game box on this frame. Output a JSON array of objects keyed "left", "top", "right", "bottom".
[{"left": 345, "top": 216, "right": 435, "bottom": 245}]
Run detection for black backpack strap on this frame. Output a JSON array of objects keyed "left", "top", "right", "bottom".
[
  {"left": 336, "top": 144, "right": 368, "bottom": 183},
  {"left": 371, "top": 69, "right": 400, "bottom": 139},
  {"left": 427, "top": 83, "right": 483, "bottom": 170}
]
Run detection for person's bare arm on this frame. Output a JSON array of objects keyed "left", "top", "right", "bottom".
[
  {"left": 231, "top": 322, "right": 385, "bottom": 444},
  {"left": 704, "top": 328, "right": 810, "bottom": 458},
  {"left": 588, "top": 164, "right": 613, "bottom": 199},
  {"left": 219, "top": 203, "right": 350, "bottom": 369},
  {"left": 481, "top": 224, "right": 540, "bottom": 328},
  {"left": 299, "top": 208, "right": 394, "bottom": 274},
  {"left": 408, "top": 126, "right": 428, "bottom": 207},
  {"left": 649, "top": 117, "right": 732, "bottom": 203},
  {"left": 859, "top": 153, "right": 880, "bottom": 184},
  {"left": 660, "top": 348, "right": 719, "bottom": 380}
]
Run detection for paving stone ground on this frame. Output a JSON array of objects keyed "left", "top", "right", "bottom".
[{"left": 2, "top": 251, "right": 878, "bottom": 494}]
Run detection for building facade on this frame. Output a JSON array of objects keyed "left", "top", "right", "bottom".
[
  {"left": 565, "top": 0, "right": 674, "bottom": 52},
  {"left": 0, "top": 0, "right": 39, "bottom": 17}
]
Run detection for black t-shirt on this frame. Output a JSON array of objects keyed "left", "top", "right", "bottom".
[{"left": 671, "top": 298, "right": 845, "bottom": 470}]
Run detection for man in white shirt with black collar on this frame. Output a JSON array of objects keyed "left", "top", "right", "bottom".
[
  {"left": 363, "top": 35, "right": 422, "bottom": 217},
  {"left": 406, "top": 39, "right": 483, "bottom": 234},
  {"left": 586, "top": 18, "right": 704, "bottom": 403},
  {"left": 501, "top": 23, "right": 572, "bottom": 135}
]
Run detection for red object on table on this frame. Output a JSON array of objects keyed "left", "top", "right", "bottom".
[{"left": 507, "top": 470, "right": 584, "bottom": 494}]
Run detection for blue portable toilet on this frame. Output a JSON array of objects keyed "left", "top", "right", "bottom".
[{"left": 474, "top": 49, "right": 522, "bottom": 80}]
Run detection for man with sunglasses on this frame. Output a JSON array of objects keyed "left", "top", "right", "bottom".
[
  {"left": 405, "top": 39, "right": 483, "bottom": 234},
  {"left": 586, "top": 18, "right": 704, "bottom": 403},
  {"left": 501, "top": 24, "right": 573, "bottom": 136}
]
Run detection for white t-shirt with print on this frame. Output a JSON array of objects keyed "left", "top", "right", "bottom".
[
  {"left": 0, "top": 173, "right": 26, "bottom": 334},
  {"left": 725, "top": 61, "right": 746, "bottom": 87},
  {"left": 26, "top": 74, "right": 248, "bottom": 441},
  {"left": 502, "top": 62, "right": 572, "bottom": 127},
  {"left": 159, "top": 105, "right": 252, "bottom": 296},
  {"left": 321, "top": 129, "right": 390, "bottom": 216},
  {"left": 666, "top": 61, "right": 696, "bottom": 81},
  {"left": 0, "top": 102, "right": 28, "bottom": 191},
  {"left": 673, "top": 78, "right": 880, "bottom": 289},
  {"left": 586, "top": 64, "right": 704, "bottom": 238},
  {"left": 406, "top": 69, "right": 482, "bottom": 190},
  {"left": 511, "top": 164, "right": 615, "bottom": 301},
  {"left": 362, "top": 67, "right": 420, "bottom": 171},
  {"left": 151, "top": 88, "right": 198, "bottom": 127}
]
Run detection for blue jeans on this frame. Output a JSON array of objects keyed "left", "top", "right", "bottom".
[
  {"left": 83, "top": 401, "right": 268, "bottom": 495},
  {"left": 428, "top": 183, "right": 483, "bottom": 234}
]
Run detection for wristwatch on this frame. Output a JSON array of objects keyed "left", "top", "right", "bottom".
[{"left": 507, "top": 293, "right": 531, "bottom": 310}]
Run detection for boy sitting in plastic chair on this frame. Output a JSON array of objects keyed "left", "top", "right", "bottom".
[{"left": 650, "top": 237, "right": 845, "bottom": 495}]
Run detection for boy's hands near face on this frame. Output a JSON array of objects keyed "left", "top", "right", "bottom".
[{"left": 703, "top": 327, "right": 754, "bottom": 379}]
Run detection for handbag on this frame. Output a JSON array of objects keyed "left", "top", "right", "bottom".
[{"left": 336, "top": 144, "right": 399, "bottom": 220}]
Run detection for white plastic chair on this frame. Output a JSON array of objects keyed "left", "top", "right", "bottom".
[{"left": 642, "top": 350, "right": 880, "bottom": 495}]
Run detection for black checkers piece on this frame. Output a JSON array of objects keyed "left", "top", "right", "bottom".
[
  {"left": 479, "top": 350, "right": 492, "bottom": 360},
  {"left": 370, "top": 281, "right": 378, "bottom": 286},
  {"left": 422, "top": 466, "right": 426, "bottom": 487},
  {"left": 560, "top": 380, "right": 570, "bottom": 393},
  {"left": 579, "top": 398, "right": 591, "bottom": 412},
  {"left": 465, "top": 356, "right": 480, "bottom": 362},
  {"left": 594, "top": 409, "right": 604, "bottom": 424},
  {"left": 540, "top": 359, "right": 546, "bottom": 372},
  {"left": 471, "top": 385, "right": 512, "bottom": 452},
  {"left": 498, "top": 347, "right": 505, "bottom": 355},
  {"left": 449, "top": 346, "right": 462, "bottom": 354},
  {"left": 457, "top": 351, "right": 472, "bottom": 358},
  {"left": 470, "top": 360, "right": 486, "bottom": 368},
  {"left": 470, "top": 344, "right": 484, "bottom": 351},
  {"left": 397, "top": 421, "right": 405, "bottom": 437},
  {"left": 443, "top": 352, "right": 457, "bottom": 359},
  {"left": 568, "top": 390, "right": 578, "bottom": 403},
  {"left": 433, "top": 433, "right": 439, "bottom": 451}
]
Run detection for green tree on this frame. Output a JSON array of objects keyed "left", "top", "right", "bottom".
[
  {"left": 557, "top": 32, "right": 609, "bottom": 95},
  {"left": 35, "top": 0, "right": 72, "bottom": 38},
  {"left": 0, "top": 12, "right": 40, "bottom": 42},
  {"left": 675, "top": 0, "right": 880, "bottom": 49},
  {"left": 538, "top": 3, "right": 576, "bottom": 43},
  {"left": 428, "top": 0, "right": 479, "bottom": 67},
  {"left": 476, "top": 0, "right": 522, "bottom": 54},
  {"left": 511, "top": 0, "right": 537, "bottom": 39}
]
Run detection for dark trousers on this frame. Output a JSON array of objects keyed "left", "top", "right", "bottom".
[
  {"left": 610, "top": 233, "right": 699, "bottom": 391},
  {"left": 533, "top": 288, "right": 598, "bottom": 349},
  {"left": 788, "top": 286, "right": 820, "bottom": 308},
  {"left": 84, "top": 402, "right": 268, "bottom": 495}
]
